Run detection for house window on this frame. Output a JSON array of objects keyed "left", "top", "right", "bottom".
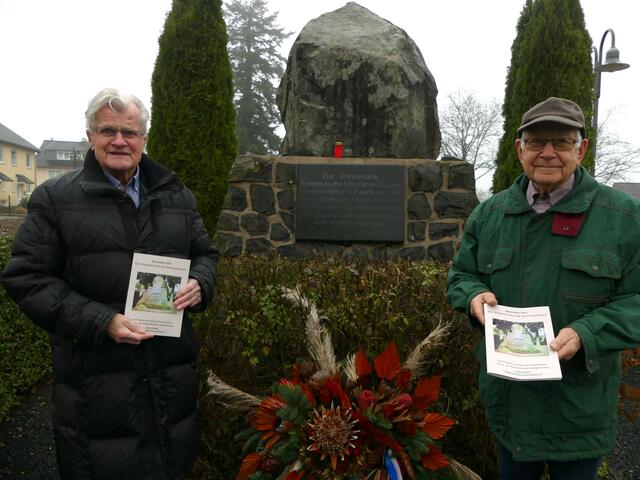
[
  {"left": 11, "top": 150, "right": 17, "bottom": 166},
  {"left": 48, "top": 170, "right": 64, "bottom": 179},
  {"left": 56, "top": 151, "right": 73, "bottom": 160},
  {"left": 0, "top": 148, "right": 4, "bottom": 164},
  {"left": 26, "top": 153, "right": 31, "bottom": 168}
]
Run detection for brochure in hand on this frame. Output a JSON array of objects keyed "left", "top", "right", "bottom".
[
  {"left": 484, "top": 304, "right": 562, "bottom": 381},
  {"left": 124, "top": 253, "right": 191, "bottom": 337}
]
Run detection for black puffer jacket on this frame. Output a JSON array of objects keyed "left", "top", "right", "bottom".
[{"left": 1, "top": 150, "right": 218, "bottom": 480}]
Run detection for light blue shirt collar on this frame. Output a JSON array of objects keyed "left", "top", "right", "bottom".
[{"left": 102, "top": 167, "right": 141, "bottom": 207}]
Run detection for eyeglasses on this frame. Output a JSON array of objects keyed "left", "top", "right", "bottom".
[
  {"left": 522, "top": 137, "right": 579, "bottom": 152},
  {"left": 95, "top": 126, "right": 143, "bottom": 140}
]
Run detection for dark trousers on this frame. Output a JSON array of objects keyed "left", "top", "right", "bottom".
[{"left": 498, "top": 444, "right": 602, "bottom": 480}]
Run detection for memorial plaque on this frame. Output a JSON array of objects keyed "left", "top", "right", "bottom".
[{"left": 296, "top": 164, "right": 405, "bottom": 242}]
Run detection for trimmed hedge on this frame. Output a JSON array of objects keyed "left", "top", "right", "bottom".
[
  {"left": 192, "top": 256, "right": 495, "bottom": 479},
  {"left": 0, "top": 236, "right": 52, "bottom": 421}
]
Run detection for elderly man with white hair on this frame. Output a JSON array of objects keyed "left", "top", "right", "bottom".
[{"left": 1, "top": 88, "right": 218, "bottom": 479}]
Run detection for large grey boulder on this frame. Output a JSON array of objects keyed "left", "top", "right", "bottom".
[{"left": 277, "top": 2, "right": 440, "bottom": 159}]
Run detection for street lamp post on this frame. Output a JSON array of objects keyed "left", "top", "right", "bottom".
[{"left": 591, "top": 28, "right": 630, "bottom": 176}]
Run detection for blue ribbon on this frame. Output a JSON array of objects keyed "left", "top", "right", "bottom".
[{"left": 384, "top": 448, "right": 403, "bottom": 480}]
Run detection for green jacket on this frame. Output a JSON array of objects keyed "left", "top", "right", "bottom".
[{"left": 446, "top": 166, "right": 640, "bottom": 461}]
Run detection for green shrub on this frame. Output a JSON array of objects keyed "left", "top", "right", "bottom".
[
  {"left": 9, "top": 206, "right": 26, "bottom": 215},
  {"left": 0, "top": 236, "right": 51, "bottom": 421},
  {"left": 193, "top": 256, "right": 495, "bottom": 479}
]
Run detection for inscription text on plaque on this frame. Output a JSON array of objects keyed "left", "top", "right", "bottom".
[{"left": 296, "top": 164, "right": 405, "bottom": 242}]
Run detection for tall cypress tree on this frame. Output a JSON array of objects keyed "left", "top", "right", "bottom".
[
  {"left": 493, "top": 0, "right": 533, "bottom": 192},
  {"left": 224, "top": 0, "right": 290, "bottom": 155},
  {"left": 148, "top": 0, "right": 237, "bottom": 233},
  {"left": 492, "top": 0, "right": 594, "bottom": 192}
]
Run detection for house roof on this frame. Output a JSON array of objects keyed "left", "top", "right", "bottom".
[
  {"left": 0, "top": 122, "right": 39, "bottom": 151},
  {"left": 0, "top": 172, "right": 13, "bottom": 182},
  {"left": 612, "top": 183, "right": 640, "bottom": 200},
  {"left": 15, "top": 173, "right": 35, "bottom": 184},
  {"left": 39, "top": 139, "right": 90, "bottom": 152},
  {"left": 37, "top": 139, "right": 89, "bottom": 168}
]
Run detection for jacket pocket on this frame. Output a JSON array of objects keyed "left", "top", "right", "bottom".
[
  {"left": 561, "top": 249, "right": 623, "bottom": 280},
  {"left": 477, "top": 246, "right": 513, "bottom": 274},
  {"left": 558, "top": 249, "right": 622, "bottom": 323},
  {"left": 562, "top": 294, "right": 610, "bottom": 305},
  {"left": 560, "top": 249, "right": 622, "bottom": 306},
  {"left": 552, "top": 354, "right": 620, "bottom": 435}
]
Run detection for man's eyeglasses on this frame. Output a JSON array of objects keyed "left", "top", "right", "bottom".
[
  {"left": 522, "top": 137, "right": 579, "bottom": 152},
  {"left": 95, "top": 127, "right": 143, "bottom": 140}
]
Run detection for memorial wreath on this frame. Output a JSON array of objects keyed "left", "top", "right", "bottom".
[{"left": 208, "top": 288, "right": 480, "bottom": 480}]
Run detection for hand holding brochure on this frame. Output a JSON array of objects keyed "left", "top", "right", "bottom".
[
  {"left": 124, "top": 253, "right": 191, "bottom": 337},
  {"left": 484, "top": 304, "right": 562, "bottom": 381}
]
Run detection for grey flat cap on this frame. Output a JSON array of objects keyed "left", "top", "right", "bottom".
[{"left": 518, "top": 97, "right": 586, "bottom": 136}]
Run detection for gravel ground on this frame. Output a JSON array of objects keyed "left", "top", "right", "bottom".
[
  {"left": 606, "top": 367, "right": 640, "bottom": 480},
  {"left": 0, "top": 380, "right": 59, "bottom": 480},
  {"left": 0, "top": 371, "right": 638, "bottom": 479}
]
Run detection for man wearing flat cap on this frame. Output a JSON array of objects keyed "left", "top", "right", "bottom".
[{"left": 446, "top": 97, "right": 640, "bottom": 479}]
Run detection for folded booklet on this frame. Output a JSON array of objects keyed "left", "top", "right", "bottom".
[
  {"left": 484, "top": 304, "right": 562, "bottom": 381},
  {"left": 124, "top": 253, "right": 191, "bottom": 337}
]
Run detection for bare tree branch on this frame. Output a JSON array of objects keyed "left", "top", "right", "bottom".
[
  {"left": 439, "top": 89, "right": 502, "bottom": 179},
  {"left": 593, "top": 110, "right": 640, "bottom": 185}
]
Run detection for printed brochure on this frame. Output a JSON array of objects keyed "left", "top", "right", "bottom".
[
  {"left": 124, "top": 253, "right": 191, "bottom": 337},
  {"left": 484, "top": 304, "right": 562, "bottom": 381}
]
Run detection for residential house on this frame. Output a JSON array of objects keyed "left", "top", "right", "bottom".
[
  {"left": 612, "top": 183, "right": 640, "bottom": 200},
  {"left": 36, "top": 139, "right": 89, "bottom": 182},
  {"left": 0, "top": 122, "right": 39, "bottom": 207}
]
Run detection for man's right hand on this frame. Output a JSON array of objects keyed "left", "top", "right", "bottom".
[
  {"left": 106, "top": 313, "right": 154, "bottom": 345},
  {"left": 469, "top": 291, "right": 498, "bottom": 325}
]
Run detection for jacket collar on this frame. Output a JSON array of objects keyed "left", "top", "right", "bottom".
[
  {"left": 81, "top": 149, "right": 178, "bottom": 193},
  {"left": 503, "top": 166, "right": 597, "bottom": 215}
]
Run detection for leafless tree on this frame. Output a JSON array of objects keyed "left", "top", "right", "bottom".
[
  {"left": 439, "top": 89, "right": 502, "bottom": 180},
  {"left": 593, "top": 111, "right": 640, "bottom": 185}
]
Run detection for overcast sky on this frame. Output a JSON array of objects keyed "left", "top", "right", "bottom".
[{"left": 0, "top": 0, "right": 637, "bottom": 184}]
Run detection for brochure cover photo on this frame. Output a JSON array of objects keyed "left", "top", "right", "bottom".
[
  {"left": 124, "top": 253, "right": 191, "bottom": 337},
  {"left": 484, "top": 304, "right": 562, "bottom": 381}
]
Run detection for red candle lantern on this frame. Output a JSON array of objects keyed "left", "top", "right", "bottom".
[{"left": 334, "top": 141, "right": 343, "bottom": 158}]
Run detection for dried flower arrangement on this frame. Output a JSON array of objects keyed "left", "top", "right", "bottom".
[{"left": 208, "top": 288, "right": 480, "bottom": 480}]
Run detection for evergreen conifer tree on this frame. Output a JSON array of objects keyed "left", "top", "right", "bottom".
[
  {"left": 493, "top": 0, "right": 594, "bottom": 192},
  {"left": 147, "top": 0, "right": 237, "bottom": 233},
  {"left": 224, "top": 0, "right": 290, "bottom": 155}
]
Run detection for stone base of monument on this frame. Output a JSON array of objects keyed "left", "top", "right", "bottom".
[{"left": 215, "top": 155, "right": 478, "bottom": 262}]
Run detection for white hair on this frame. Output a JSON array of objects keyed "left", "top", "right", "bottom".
[{"left": 85, "top": 88, "right": 150, "bottom": 135}]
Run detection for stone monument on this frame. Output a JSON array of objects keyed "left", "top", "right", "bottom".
[
  {"left": 214, "top": 3, "right": 478, "bottom": 261},
  {"left": 141, "top": 276, "right": 170, "bottom": 309},
  {"left": 277, "top": 2, "right": 440, "bottom": 159}
]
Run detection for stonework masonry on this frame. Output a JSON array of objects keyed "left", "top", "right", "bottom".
[{"left": 215, "top": 155, "right": 478, "bottom": 262}]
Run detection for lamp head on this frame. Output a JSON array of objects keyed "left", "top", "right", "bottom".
[{"left": 597, "top": 46, "right": 630, "bottom": 72}]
